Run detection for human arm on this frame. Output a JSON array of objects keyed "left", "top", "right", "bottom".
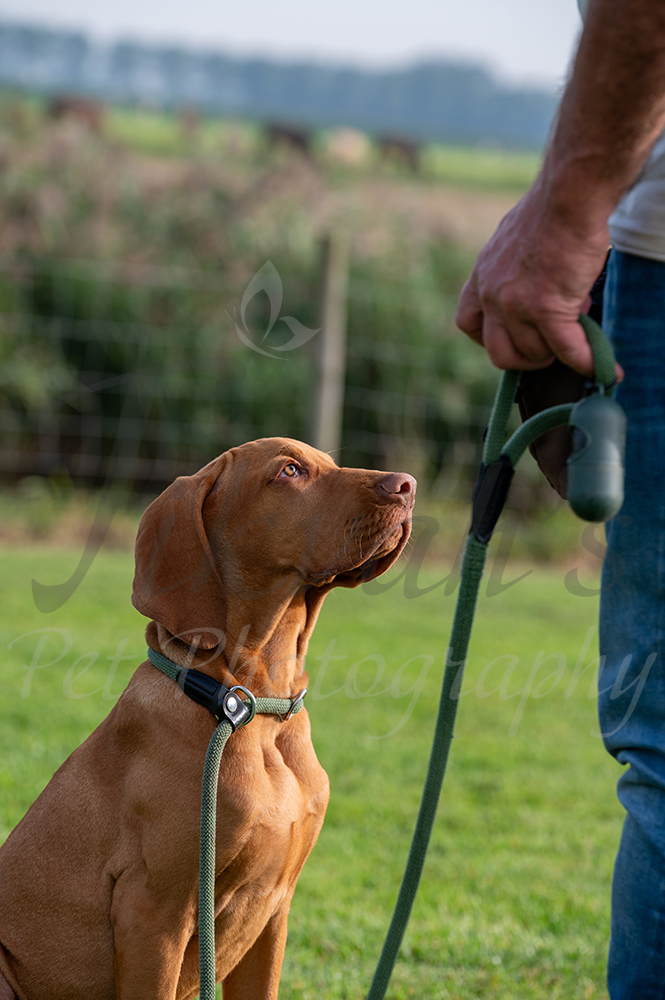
[{"left": 456, "top": 0, "right": 665, "bottom": 375}]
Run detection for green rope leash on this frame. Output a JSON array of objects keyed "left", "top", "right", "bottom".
[
  {"left": 199, "top": 718, "right": 234, "bottom": 1000},
  {"left": 578, "top": 312, "right": 616, "bottom": 388},
  {"left": 483, "top": 368, "right": 522, "bottom": 464},
  {"left": 366, "top": 533, "right": 488, "bottom": 1000},
  {"left": 147, "top": 646, "right": 306, "bottom": 1000},
  {"left": 367, "top": 315, "right": 618, "bottom": 1000}
]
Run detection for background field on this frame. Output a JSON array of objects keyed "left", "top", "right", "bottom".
[
  {"left": 0, "top": 89, "right": 622, "bottom": 1000},
  {"left": 0, "top": 542, "right": 623, "bottom": 999}
]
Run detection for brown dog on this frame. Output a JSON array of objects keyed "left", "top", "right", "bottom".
[{"left": 0, "top": 438, "right": 415, "bottom": 1000}]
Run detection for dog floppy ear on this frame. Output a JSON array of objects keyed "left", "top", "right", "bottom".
[{"left": 132, "top": 453, "right": 232, "bottom": 649}]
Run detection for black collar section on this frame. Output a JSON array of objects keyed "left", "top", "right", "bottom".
[
  {"left": 146, "top": 647, "right": 252, "bottom": 730},
  {"left": 180, "top": 668, "right": 251, "bottom": 730}
]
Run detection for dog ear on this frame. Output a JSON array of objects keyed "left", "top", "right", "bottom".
[{"left": 132, "top": 453, "right": 232, "bottom": 649}]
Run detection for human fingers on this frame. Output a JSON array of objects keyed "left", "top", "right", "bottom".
[
  {"left": 546, "top": 317, "right": 626, "bottom": 382},
  {"left": 502, "top": 317, "right": 556, "bottom": 363},
  {"left": 482, "top": 316, "right": 556, "bottom": 370},
  {"left": 539, "top": 316, "right": 597, "bottom": 378},
  {"left": 455, "top": 274, "right": 484, "bottom": 345}
]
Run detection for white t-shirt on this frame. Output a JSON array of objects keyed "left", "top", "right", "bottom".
[
  {"left": 609, "top": 133, "right": 665, "bottom": 262},
  {"left": 577, "top": 0, "right": 665, "bottom": 260}
]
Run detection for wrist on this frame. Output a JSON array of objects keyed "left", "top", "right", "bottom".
[{"left": 530, "top": 155, "right": 615, "bottom": 244}]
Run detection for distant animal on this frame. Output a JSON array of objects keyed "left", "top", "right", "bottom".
[
  {"left": 47, "top": 96, "right": 105, "bottom": 133},
  {"left": 324, "top": 127, "right": 372, "bottom": 167},
  {"left": 0, "top": 437, "right": 415, "bottom": 1000},
  {"left": 265, "top": 122, "right": 312, "bottom": 156},
  {"left": 377, "top": 134, "right": 420, "bottom": 173}
]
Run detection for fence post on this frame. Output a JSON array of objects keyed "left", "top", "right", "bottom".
[{"left": 312, "top": 231, "right": 349, "bottom": 455}]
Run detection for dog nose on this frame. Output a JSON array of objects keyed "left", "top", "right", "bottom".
[{"left": 375, "top": 472, "right": 417, "bottom": 503}]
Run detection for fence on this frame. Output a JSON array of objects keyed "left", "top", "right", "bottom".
[{"left": 0, "top": 246, "right": 539, "bottom": 505}]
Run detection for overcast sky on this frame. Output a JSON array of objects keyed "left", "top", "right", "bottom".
[{"left": 0, "top": 0, "right": 582, "bottom": 88}]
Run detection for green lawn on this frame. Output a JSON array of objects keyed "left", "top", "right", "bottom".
[{"left": 0, "top": 547, "right": 622, "bottom": 999}]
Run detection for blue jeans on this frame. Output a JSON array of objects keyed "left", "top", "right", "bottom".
[{"left": 600, "top": 249, "right": 665, "bottom": 999}]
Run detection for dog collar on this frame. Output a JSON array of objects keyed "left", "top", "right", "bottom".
[{"left": 147, "top": 647, "right": 307, "bottom": 730}]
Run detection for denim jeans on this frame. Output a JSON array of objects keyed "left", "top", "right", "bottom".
[{"left": 600, "top": 249, "right": 665, "bottom": 999}]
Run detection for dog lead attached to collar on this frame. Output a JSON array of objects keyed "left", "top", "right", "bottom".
[{"left": 146, "top": 643, "right": 308, "bottom": 1000}]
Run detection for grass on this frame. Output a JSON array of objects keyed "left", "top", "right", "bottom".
[
  {"left": 105, "top": 106, "right": 235, "bottom": 158},
  {"left": 102, "top": 105, "right": 540, "bottom": 192},
  {"left": 0, "top": 546, "right": 622, "bottom": 998},
  {"left": 420, "top": 145, "right": 540, "bottom": 192}
]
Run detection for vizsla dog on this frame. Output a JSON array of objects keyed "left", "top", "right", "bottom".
[{"left": 0, "top": 437, "right": 415, "bottom": 1000}]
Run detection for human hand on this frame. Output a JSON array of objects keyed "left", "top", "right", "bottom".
[{"left": 455, "top": 180, "right": 622, "bottom": 380}]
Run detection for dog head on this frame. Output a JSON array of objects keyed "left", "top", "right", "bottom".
[{"left": 132, "top": 437, "right": 415, "bottom": 650}]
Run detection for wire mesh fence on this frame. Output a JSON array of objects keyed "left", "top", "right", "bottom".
[{"left": 0, "top": 251, "right": 527, "bottom": 505}]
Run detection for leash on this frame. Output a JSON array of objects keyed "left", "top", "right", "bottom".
[
  {"left": 146, "top": 645, "right": 307, "bottom": 1000},
  {"left": 146, "top": 314, "right": 622, "bottom": 1000},
  {"left": 366, "top": 314, "right": 624, "bottom": 1000}
]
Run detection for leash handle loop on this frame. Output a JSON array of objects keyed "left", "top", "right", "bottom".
[
  {"left": 578, "top": 312, "right": 617, "bottom": 389},
  {"left": 502, "top": 403, "right": 575, "bottom": 467}
]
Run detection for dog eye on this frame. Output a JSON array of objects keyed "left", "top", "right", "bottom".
[{"left": 279, "top": 462, "right": 302, "bottom": 478}]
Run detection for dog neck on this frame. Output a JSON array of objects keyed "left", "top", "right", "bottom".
[{"left": 147, "top": 580, "right": 330, "bottom": 699}]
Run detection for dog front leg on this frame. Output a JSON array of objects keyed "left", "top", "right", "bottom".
[
  {"left": 111, "top": 880, "right": 190, "bottom": 1000},
  {"left": 0, "top": 971, "right": 15, "bottom": 1000},
  {"left": 222, "top": 905, "right": 289, "bottom": 1000}
]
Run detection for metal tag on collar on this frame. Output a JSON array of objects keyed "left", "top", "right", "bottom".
[{"left": 223, "top": 685, "right": 257, "bottom": 730}]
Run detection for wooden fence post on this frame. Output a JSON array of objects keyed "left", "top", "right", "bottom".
[{"left": 312, "top": 231, "right": 349, "bottom": 455}]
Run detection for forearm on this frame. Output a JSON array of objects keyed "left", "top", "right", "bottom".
[
  {"left": 542, "top": 0, "right": 665, "bottom": 229},
  {"left": 456, "top": 0, "right": 665, "bottom": 374}
]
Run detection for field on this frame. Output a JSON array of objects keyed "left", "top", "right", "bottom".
[
  {"left": 102, "top": 107, "right": 541, "bottom": 193},
  {"left": 0, "top": 541, "right": 622, "bottom": 999},
  {"left": 0, "top": 92, "right": 621, "bottom": 998}
]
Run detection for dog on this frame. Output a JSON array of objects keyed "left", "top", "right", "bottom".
[{"left": 0, "top": 437, "right": 415, "bottom": 1000}]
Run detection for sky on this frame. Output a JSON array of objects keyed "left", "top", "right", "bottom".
[{"left": 0, "top": 0, "right": 582, "bottom": 89}]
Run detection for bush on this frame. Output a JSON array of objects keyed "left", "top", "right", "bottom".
[{"left": 0, "top": 98, "right": 520, "bottom": 502}]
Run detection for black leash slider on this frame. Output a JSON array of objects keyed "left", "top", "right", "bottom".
[
  {"left": 179, "top": 668, "right": 253, "bottom": 729},
  {"left": 471, "top": 454, "right": 515, "bottom": 544}
]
